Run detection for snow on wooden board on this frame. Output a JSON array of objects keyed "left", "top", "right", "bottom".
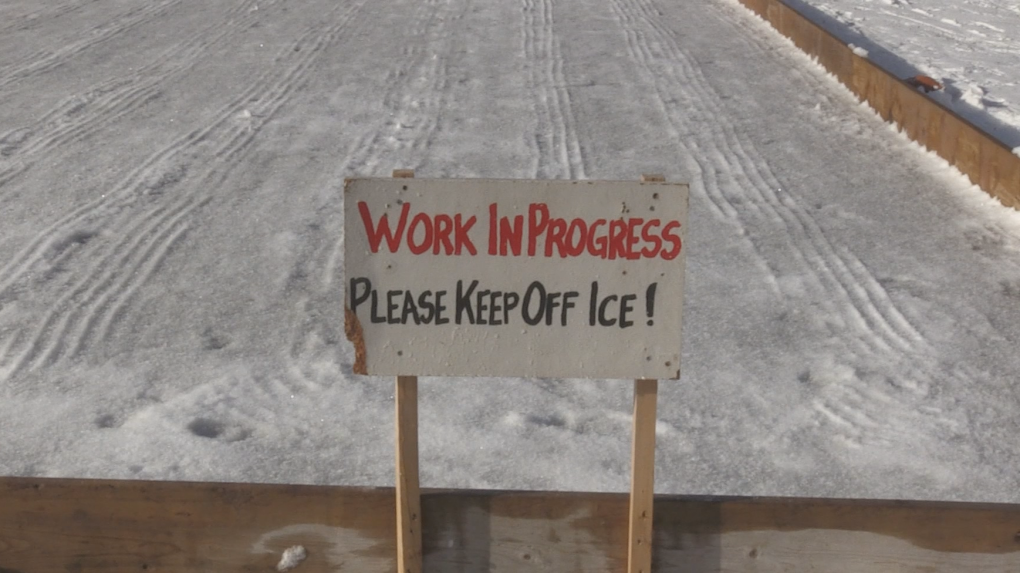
[{"left": 344, "top": 177, "right": 689, "bottom": 379}]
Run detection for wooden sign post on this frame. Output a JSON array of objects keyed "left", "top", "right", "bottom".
[
  {"left": 395, "top": 374, "right": 420, "bottom": 573},
  {"left": 345, "top": 172, "right": 688, "bottom": 573},
  {"left": 629, "top": 377, "right": 658, "bottom": 573}
]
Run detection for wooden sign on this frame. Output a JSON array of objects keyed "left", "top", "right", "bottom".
[{"left": 344, "top": 177, "right": 688, "bottom": 380}]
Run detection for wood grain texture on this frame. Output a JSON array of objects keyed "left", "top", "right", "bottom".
[
  {"left": 787, "top": 10, "right": 820, "bottom": 55},
  {"left": 816, "top": 30, "right": 852, "bottom": 85},
  {"left": 981, "top": 140, "right": 1020, "bottom": 208},
  {"left": 396, "top": 376, "right": 422, "bottom": 573},
  {"left": 894, "top": 79, "right": 930, "bottom": 144},
  {"left": 955, "top": 121, "right": 984, "bottom": 185},
  {"left": 741, "top": 0, "right": 768, "bottom": 18},
  {"left": 773, "top": 2, "right": 795, "bottom": 40},
  {"left": 765, "top": 0, "right": 782, "bottom": 31},
  {"left": 889, "top": 78, "right": 922, "bottom": 136},
  {"left": 2, "top": 477, "right": 1020, "bottom": 571},
  {"left": 853, "top": 57, "right": 893, "bottom": 121},
  {"left": 0, "top": 478, "right": 397, "bottom": 572},
  {"left": 776, "top": 1, "right": 816, "bottom": 55},
  {"left": 921, "top": 101, "right": 948, "bottom": 151},
  {"left": 628, "top": 378, "right": 658, "bottom": 573}
]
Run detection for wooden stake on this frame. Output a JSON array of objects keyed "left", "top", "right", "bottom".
[
  {"left": 629, "top": 174, "right": 663, "bottom": 573},
  {"left": 392, "top": 169, "right": 421, "bottom": 573},
  {"left": 396, "top": 375, "right": 421, "bottom": 573},
  {"left": 628, "top": 378, "right": 658, "bottom": 573}
]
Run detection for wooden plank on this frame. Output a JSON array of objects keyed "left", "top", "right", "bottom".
[
  {"left": 980, "top": 141, "right": 1020, "bottom": 209},
  {"left": 628, "top": 378, "right": 659, "bottom": 573},
  {"left": 896, "top": 81, "right": 932, "bottom": 145},
  {"left": 1010, "top": 151, "right": 1020, "bottom": 208},
  {"left": 936, "top": 110, "right": 965, "bottom": 168},
  {"left": 765, "top": 0, "right": 782, "bottom": 30},
  {"left": 396, "top": 375, "right": 422, "bottom": 573},
  {"left": 782, "top": 3, "right": 820, "bottom": 55},
  {"left": 738, "top": 0, "right": 768, "bottom": 19},
  {"left": 773, "top": 2, "right": 794, "bottom": 40},
  {"left": 815, "top": 28, "right": 853, "bottom": 85},
  {"left": 3, "top": 477, "right": 1020, "bottom": 572},
  {"left": 956, "top": 123, "right": 984, "bottom": 187},
  {"left": 921, "top": 100, "right": 948, "bottom": 153},
  {"left": 0, "top": 478, "right": 397, "bottom": 571},
  {"left": 869, "top": 66, "right": 895, "bottom": 121},
  {"left": 655, "top": 496, "right": 1020, "bottom": 572},
  {"left": 888, "top": 79, "right": 921, "bottom": 137},
  {"left": 422, "top": 490, "right": 627, "bottom": 571},
  {"left": 848, "top": 51, "right": 868, "bottom": 100},
  {"left": 853, "top": 58, "right": 893, "bottom": 120}
]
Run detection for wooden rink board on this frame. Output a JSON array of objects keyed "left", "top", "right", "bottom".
[
  {"left": 737, "top": 0, "right": 1020, "bottom": 210},
  {"left": 1, "top": 476, "right": 1019, "bottom": 572}
]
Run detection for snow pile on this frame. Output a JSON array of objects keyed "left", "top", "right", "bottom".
[{"left": 277, "top": 546, "right": 307, "bottom": 572}]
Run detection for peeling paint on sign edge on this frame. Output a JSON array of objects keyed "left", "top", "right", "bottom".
[{"left": 345, "top": 306, "right": 368, "bottom": 375}]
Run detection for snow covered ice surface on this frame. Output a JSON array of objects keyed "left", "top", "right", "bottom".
[
  {"left": 0, "top": 0, "right": 1019, "bottom": 503},
  {"left": 795, "top": 0, "right": 1020, "bottom": 146}
]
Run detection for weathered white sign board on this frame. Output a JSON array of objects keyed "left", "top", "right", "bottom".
[{"left": 344, "top": 178, "right": 688, "bottom": 380}]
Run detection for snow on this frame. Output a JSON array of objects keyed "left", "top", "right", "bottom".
[
  {"left": 792, "top": 0, "right": 1020, "bottom": 147},
  {"left": 277, "top": 545, "right": 308, "bottom": 572},
  {"left": 1, "top": 0, "right": 1019, "bottom": 504}
]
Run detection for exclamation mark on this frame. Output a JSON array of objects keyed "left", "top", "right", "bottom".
[{"left": 645, "top": 283, "right": 657, "bottom": 326}]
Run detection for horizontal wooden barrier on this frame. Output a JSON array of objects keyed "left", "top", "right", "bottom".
[
  {"left": 737, "top": 0, "right": 1020, "bottom": 209},
  {"left": 1, "top": 476, "right": 1018, "bottom": 571}
]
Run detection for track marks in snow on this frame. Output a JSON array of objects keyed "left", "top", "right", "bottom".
[
  {"left": 8, "top": 197, "right": 208, "bottom": 374},
  {"left": 802, "top": 361, "right": 963, "bottom": 451},
  {"left": 340, "top": 0, "right": 461, "bottom": 177},
  {"left": 0, "top": 0, "right": 184, "bottom": 91},
  {"left": 0, "top": 1, "right": 85, "bottom": 35},
  {"left": 610, "top": 0, "right": 964, "bottom": 459},
  {"left": 286, "top": 0, "right": 469, "bottom": 387},
  {"left": 872, "top": 4, "right": 1010, "bottom": 47},
  {"left": 0, "top": 4, "right": 366, "bottom": 378},
  {"left": 611, "top": 0, "right": 924, "bottom": 358},
  {"left": 522, "top": 0, "right": 587, "bottom": 179},
  {"left": 0, "top": 0, "right": 276, "bottom": 192},
  {"left": 719, "top": 0, "right": 992, "bottom": 455}
]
